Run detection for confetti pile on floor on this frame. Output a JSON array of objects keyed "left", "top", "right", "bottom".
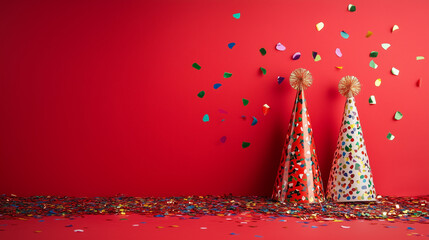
[{"left": 1, "top": 195, "right": 428, "bottom": 221}]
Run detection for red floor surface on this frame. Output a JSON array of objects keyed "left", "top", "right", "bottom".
[{"left": 0, "top": 214, "right": 428, "bottom": 240}]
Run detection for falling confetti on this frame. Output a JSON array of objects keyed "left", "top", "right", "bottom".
[
  {"left": 228, "top": 43, "right": 236, "bottom": 49},
  {"left": 347, "top": 4, "right": 356, "bottom": 12},
  {"left": 387, "top": 132, "right": 395, "bottom": 140},
  {"left": 375, "top": 79, "right": 381, "bottom": 87},
  {"left": 213, "top": 83, "right": 222, "bottom": 89},
  {"left": 192, "top": 63, "right": 201, "bottom": 70},
  {"left": 341, "top": 226, "right": 351, "bottom": 229},
  {"left": 340, "top": 31, "right": 349, "bottom": 39},
  {"left": 366, "top": 31, "right": 373, "bottom": 38},
  {"left": 233, "top": 13, "right": 240, "bottom": 19},
  {"left": 242, "top": 142, "right": 251, "bottom": 148},
  {"left": 242, "top": 98, "right": 249, "bottom": 106},
  {"left": 197, "top": 91, "right": 205, "bottom": 98},
  {"left": 312, "top": 51, "right": 321, "bottom": 61},
  {"left": 381, "top": 43, "right": 391, "bottom": 50},
  {"left": 391, "top": 67, "right": 400, "bottom": 76},
  {"left": 369, "top": 60, "right": 378, "bottom": 69},
  {"left": 392, "top": 25, "right": 399, "bottom": 32},
  {"left": 335, "top": 48, "right": 342, "bottom": 57},
  {"left": 251, "top": 117, "right": 258, "bottom": 126},
  {"left": 275, "top": 43, "right": 286, "bottom": 51},
  {"left": 394, "top": 111, "right": 403, "bottom": 120},
  {"left": 262, "top": 104, "right": 270, "bottom": 116},
  {"left": 316, "top": 22, "right": 324, "bottom": 31},
  {"left": 277, "top": 76, "right": 285, "bottom": 84},
  {"left": 369, "top": 95, "right": 376, "bottom": 104},
  {"left": 202, "top": 114, "right": 209, "bottom": 122},
  {"left": 370, "top": 51, "right": 378, "bottom": 57},
  {"left": 224, "top": 72, "right": 232, "bottom": 78},
  {"left": 260, "top": 67, "right": 267, "bottom": 75},
  {"left": 416, "top": 56, "right": 424, "bottom": 60},
  {"left": 292, "top": 52, "right": 301, "bottom": 60},
  {"left": 336, "top": 66, "right": 343, "bottom": 69},
  {"left": 220, "top": 136, "right": 227, "bottom": 143},
  {"left": 259, "top": 48, "right": 267, "bottom": 56},
  {"left": 417, "top": 78, "right": 422, "bottom": 87}
]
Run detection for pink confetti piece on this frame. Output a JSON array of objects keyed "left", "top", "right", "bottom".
[
  {"left": 341, "top": 226, "right": 351, "bottom": 229},
  {"left": 275, "top": 42, "right": 286, "bottom": 51},
  {"left": 335, "top": 48, "right": 342, "bottom": 57}
]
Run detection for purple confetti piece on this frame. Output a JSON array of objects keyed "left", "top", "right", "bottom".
[
  {"left": 275, "top": 42, "right": 286, "bottom": 51},
  {"left": 312, "top": 51, "right": 318, "bottom": 59},
  {"left": 277, "top": 76, "right": 285, "bottom": 84},
  {"left": 335, "top": 48, "right": 342, "bottom": 57},
  {"left": 220, "top": 136, "right": 227, "bottom": 143},
  {"left": 292, "top": 52, "right": 301, "bottom": 60}
]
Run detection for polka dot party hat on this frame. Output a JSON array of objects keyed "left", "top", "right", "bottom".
[
  {"left": 272, "top": 68, "right": 325, "bottom": 203},
  {"left": 326, "top": 76, "right": 376, "bottom": 202}
]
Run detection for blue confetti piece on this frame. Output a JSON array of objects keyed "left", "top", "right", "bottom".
[
  {"left": 230, "top": 233, "right": 239, "bottom": 235},
  {"left": 251, "top": 116, "right": 258, "bottom": 126},
  {"left": 65, "top": 225, "right": 73, "bottom": 227},
  {"left": 189, "top": 217, "right": 200, "bottom": 219},
  {"left": 140, "top": 222, "right": 147, "bottom": 224},
  {"left": 214, "top": 83, "right": 222, "bottom": 89},
  {"left": 277, "top": 76, "right": 285, "bottom": 84},
  {"left": 311, "top": 226, "right": 318, "bottom": 228},
  {"left": 341, "top": 31, "right": 349, "bottom": 39},
  {"left": 407, "top": 227, "right": 415, "bottom": 230},
  {"left": 38, "top": 220, "right": 44, "bottom": 222},
  {"left": 202, "top": 114, "right": 209, "bottom": 122},
  {"left": 228, "top": 43, "right": 236, "bottom": 49},
  {"left": 255, "top": 235, "right": 263, "bottom": 238},
  {"left": 154, "top": 214, "right": 165, "bottom": 217}
]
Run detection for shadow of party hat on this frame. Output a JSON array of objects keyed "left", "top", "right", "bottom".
[
  {"left": 272, "top": 68, "right": 325, "bottom": 203},
  {"left": 326, "top": 76, "right": 376, "bottom": 202}
]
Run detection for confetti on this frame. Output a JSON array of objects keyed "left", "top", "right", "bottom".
[
  {"left": 370, "top": 51, "right": 378, "bottom": 57},
  {"left": 335, "top": 48, "right": 342, "bottom": 57},
  {"left": 366, "top": 31, "right": 373, "bottom": 38},
  {"left": 340, "top": 31, "right": 349, "bottom": 39},
  {"left": 242, "top": 142, "right": 250, "bottom": 148},
  {"left": 233, "top": 13, "right": 240, "bottom": 19},
  {"left": 65, "top": 225, "right": 73, "bottom": 227},
  {"left": 292, "top": 52, "right": 301, "bottom": 60},
  {"left": 336, "top": 66, "right": 343, "bottom": 69},
  {"left": 255, "top": 235, "right": 263, "bottom": 238},
  {"left": 369, "top": 95, "right": 376, "bottom": 105},
  {"left": 392, "top": 25, "right": 399, "bottom": 32},
  {"left": 316, "top": 22, "right": 324, "bottom": 31},
  {"left": 259, "top": 48, "right": 267, "bottom": 56},
  {"left": 312, "top": 51, "right": 321, "bottom": 61},
  {"left": 375, "top": 79, "right": 381, "bottom": 87},
  {"left": 230, "top": 233, "right": 239, "bottom": 235},
  {"left": 224, "top": 72, "right": 232, "bottom": 78},
  {"left": 133, "top": 224, "right": 139, "bottom": 227},
  {"left": 242, "top": 98, "right": 249, "bottom": 106},
  {"left": 417, "top": 78, "right": 422, "bottom": 87},
  {"left": 347, "top": 4, "right": 356, "bottom": 12},
  {"left": 200, "top": 227, "right": 207, "bottom": 230},
  {"left": 192, "top": 63, "right": 201, "bottom": 70},
  {"left": 387, "top": 132, "right": 395, "bottom": 140},
  {"left": 394, "top": 111, "right": 403, "bottom": 120},
  {"left": 220, "top": 136, "right": 227, "bottom": 143},
  {"left": 202, "top": 114, "right": 209, "bottom": 122},
  {"left": 381, "top": 43, "right": 391, "bottom": 50},
  {"left": 391, "top": 67, "right": 399, "bottom": 76},
  {"left": 260, "top": 67, "right": 267, "bottom": 75},
  {"left": 275, "top": 43, "right": 286, "bottom": 51},
  {"left": 251, "top": 117, "right": 258, "bottom": 126},
  {"left": 213, "top": 83, "right": 222, "bottom": 89},
  {"left": 197, "top": 91, "right": 205, "bottom": 98},
  {"left": 74, "top": 229, "right": 84, "bottom": 233},
  {"left": 416, "top": 56, "right": 424, "bottom": 60},
  {"left": 170, "top": 225, "right": 179, "bottom": 228},
  {"left": 34, "top": 230, "right": 42, "bottom": 233},
  {"left": 407, "top": 227, "right": 415, "bottom": 230},
  {"left": 262, "top": 104, "right": 270, "bottom": 116},
  {"left": 228, "top": 43, "right": 236, "bottom": 49},
  {"left": 277, "top": 76, "right": 285, "bottom": 84},
  {"left": 341, "top": 226, "right": 351, "bottom": 229},
  {"left": 219, "top": 109, "right": 228, "bottom": 114},
  {"left": 369, "top": 60, "right": 378, "bottom": 69}
]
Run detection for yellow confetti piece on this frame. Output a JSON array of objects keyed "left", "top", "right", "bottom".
[
  {"left": 392, "top": 25, "right": 399, "bottom": 32},
  {"left": 416, "top": 56, "right": 424, "bottom": 60},
  {"left": 316, "top": 22, "right": 324, "bottom": 31},
  {"left": 157, "top": 226, "right": 164, "bottom": 229},
  {"left": 34, "top": 230, "right": 42, "bottom": 233},
  {"left": 375, "top": 79, "right": 381, "bottom": 87},
  {"left": 366, "top": 31, "right": 373, "bottom": 38},
  {"left": 336, "top": 66, "right": 343, "bottom": 69}
]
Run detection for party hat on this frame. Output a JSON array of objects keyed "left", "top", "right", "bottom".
[
  {"left": 326, "top": 76, "right": 376, "bottom": 202},
  {"left": 272, "top": 68, "right": 324, "bottom": 203}
]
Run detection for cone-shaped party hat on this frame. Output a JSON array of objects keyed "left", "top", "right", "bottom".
[
  {"left": 272, "top": 68, "right": 324, "bottom": 203},
  {"left": 326, "top": 76, "right": 376, "bottom": 202}
]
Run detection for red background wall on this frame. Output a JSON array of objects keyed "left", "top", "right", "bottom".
[{"left": 1, "top": 0, "right": 428, "bottom": 197}]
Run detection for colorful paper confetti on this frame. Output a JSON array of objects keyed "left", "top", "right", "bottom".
[
  {"left": 391, "top": 67, "right": 399, "bottom": 76},
  {"left": 381, "top": 43, "right": 391, "bottom": 50},
  {"left": 192, "top": 63, "right": 201, "bottom": 70},
  {"left": 394, "top": 111, "right": 403, "bottom": 120},
  {"left": 220, "top": 136, "right": 227, "bottom": 143},
  {"left": 275, "top": 43, "right": 286, "bottom": 51},
  {"left": 347, "top": 4, "right": 356, "bottom": 12},
  {"left": 197, "top": 91, "right": 205, "bottom": 98},
  {"left": 213, "top": 83, "right": 222, "bottom": 89},
  {"left": 224, "top": 72, "right": 232, "bottom": 78},
  {"left": 259, "top": 48, "right": 267, "bottom": 56},
  {"left": 387, "top": 132, "right": 395, "bottom": 140},
  {"left": 335, "top": 48, "right": 342, "bottom": 57},
  {"left": 369, "top": 60, "right": 378, "bottom": 69},
  {"left": 233, "top": 13, "right": 240, "bottom": 19},
  {"left": 292, "top": 52, "right": 301, "bottom": 60},
  {"left": 202, "top": 114, "right": 209, "bottom": 122},
  {"left": 416, "top": 56, "right": 424, "bottom": 60},
  {"left": 316, "top": 22, "right": 324, "bottom": 31},
  {"left": 366, "top": 31, "right": 373, "bottom": 38},
  {"left": 336, "top": 66, "right": 343, "bottom": 69},
  {"left": 340, "top": 31, "right": 349, "bottom": 39},
  {"left": 417, "top": 78, "right": 422, "bottom": 87},
  {"left": 260, "top": 67, "right": 267, "bottom": 75},
  {"left": 392, "top": 25, "right": 399, "bottom": 32},
  {"left": 370, "top": 51, "right": 378, "bottom": 57},
  {"left": 262, "top": 104, "right": 270, "bottom": 116},
  {"left": 251, "top": 117, "right": 258, "bottom": 126},
  {"left": 228, "top": 43, "right": 236, "bottom": 49},
  {"left": 369, "top": 95, "right": 376, "bottom": 104},
  {"left": 277, "top": 76, "right": 285, "bottom": 84},
  {"left": 242, "top": 98, "right": 249, "bottom": 106},
  {"left": 312, "top": 51, "right": 321, "bottom": 61},
  {"left": 242, "top": 142, "right": 250, "bottom": 148},
  {"left": 375, "top": 79, "right": 381, "bottom": 87}
]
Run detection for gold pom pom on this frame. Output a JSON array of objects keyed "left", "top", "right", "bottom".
[
  {"left": 289, "top": 68, "right": 313, "bottom": 90},
  {"left": 338, "top": 76, "right": 361, "bottom": 98}
]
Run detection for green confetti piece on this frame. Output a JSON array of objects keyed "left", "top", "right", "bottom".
[
  {"left": 224, "top": 72, "right": 232, "bottom": 78},
  {"left": 370, "top": 51, "right": 378, "bottom": 57},
  {"left": 259, "top": 48, "right": 266, "bottom": 56},
  {"left": 394, "top": 111, "right": 403, "bottom": 120},
  {"left": 416, "top": 56, "right": 425, "bottom": 60},
  {"left": 233, "top": 13, "right": 240, "bottom": 19},
  {"left": 369, "top": 60, "right": 378, "bottom": 69},
  {"left": 197, "top": 91, "right": 205, "bottom": 98},
  {"left": 242, "top": 141, "right": 250, "bottom": 148},
  {"left": 314, "top": 54, "right": 321, "bottom": 62},
  {"left": 242, "top": 98, "right": 249, "bottom": 106},
  {"left": 260, "top": 67, "right": 267, "bottom": 75},
  {"left": 391, "top": 67, "right": 399, "bottom": 76},
  {"left": 387, "top": 132, "right": 395, "bottom": 140},
  {"left": 192, "top": 63, "right": 201, "bottom": 70},
  {"left": 348, "top": 4, "right": 356, "bottom": 12},
  {"left": 202, "top": 114, "right": 209, "bottom": 122},
  {"left": 369, "top": 95, "right": 376, "bottom": 105}
]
